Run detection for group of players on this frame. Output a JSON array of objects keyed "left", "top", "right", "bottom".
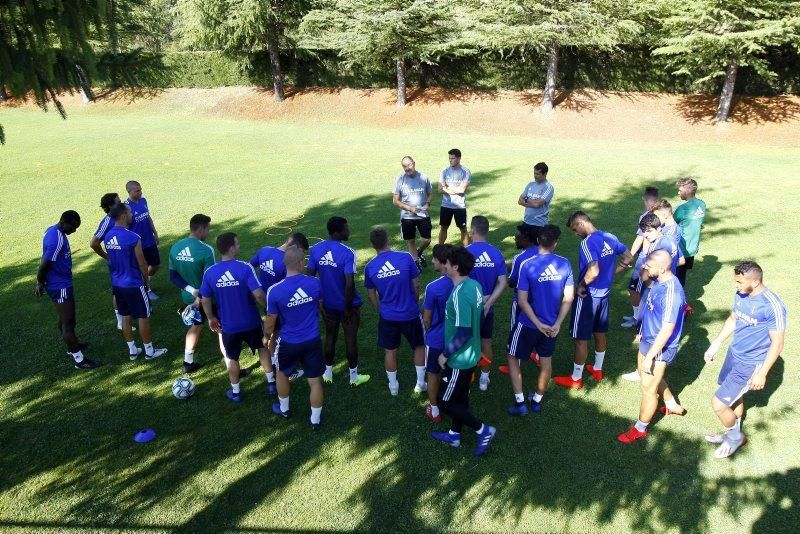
[{"left": 35, "top": 151, "right": 787, "bottom": 458}]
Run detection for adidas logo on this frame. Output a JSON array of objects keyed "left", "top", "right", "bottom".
[
  {"left": 318, "top": 250, "right": 338, "bottom": 267},
  {"left": 538, "top": 264, "right": 562, "bottom": 282},
  {"left": 377, "top": 260, "right": 401, "bottom": 279},
  {"left": 287, "top": 287, "right": 313, "bottom": 307},
  {"left": 176, "top": 247, "right": 194, "bottom": 262},
  {"left": 259, "top": 259, "right": 275, "bottom": 276},
  {"left": 474, "top": 251, "right": 495, "bottom": 268},
  {"left": 216, "top": 270, "right": 240, "bottom": 287},
  {"left": 601, "top": 242, "right": 615, "bottom": 258},
  {"left": 693, "top": 207, "right": 705, "bottom": 218},
  {"left": 106, "top": 236, "right": 121, "bottom": 250}
]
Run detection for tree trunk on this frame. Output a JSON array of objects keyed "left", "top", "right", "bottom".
[
  {"left": 75, "top": 64, "right": 94, "bottom": 104},
  {"left": 715, "top": 60, "right": 737, "bottom": 122},
  {"left": 541, "top": 41, "right": 559, "bottom": 113},
  {"left": 0, "top": 85, "right": 8, "bottom": 102},
  {"left": 396, "top": 58, "right": 407, "bottom": 107},
  {"left": 267, "top": 25, "right": 285, "bottom": 102}
]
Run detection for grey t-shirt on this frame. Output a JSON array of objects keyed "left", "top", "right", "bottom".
[
  {"left": 394, "top": 172, "right": 432, "bottom": 220},
  {"left": 521, "top": 180, "right": 555, "bottom": 226},
  {"left": 439, "top": 165, "right": 472, "bottom": 209}
]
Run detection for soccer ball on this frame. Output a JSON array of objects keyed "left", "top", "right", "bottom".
[{"left": 172, "top": 377, "right": 195, "bottom": 399}]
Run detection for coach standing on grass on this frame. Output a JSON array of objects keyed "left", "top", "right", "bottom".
[
  {"left": 393, "top": 156, "right": 433, "bottom": 270},
  {"left": 518, "top": 162, "right": 554, "bottom": 244},
  {"left": 438, "top": 148, "right": 471, "bottom": 246}
]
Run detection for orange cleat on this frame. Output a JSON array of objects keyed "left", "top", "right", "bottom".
[
  {"left": 499, "top": 365, "right": 510, "bottom": 375},
  {"left": 425, "top": 404, "right": 442, "bottom": 423},
  {"left": 553, "top": 375, "right": 583, "bottom": 389},
  {"left": 684, "top": 303, "right": 694, "bottom": 316},
  {"left": 586, "top": 364, "right": 604, "bottom": 381},
  {"left": 617, "top": 427, "right": 648, "bottom": 444},
  {"left": 478, "top": 352, "right": 493, "bottom": 368}
]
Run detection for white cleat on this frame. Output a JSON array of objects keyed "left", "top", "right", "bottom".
[
  {"left": 413, "top": 382, "right": 428, "bottom": 394},
  {"left": 714, "top": 434, "right": 747, "bottom": 458},
  {"left": 479, "top": 375, "right": 490, "bottom": 392},
  {"left": 389, "top": 382, "right": 400, "bottom": 397},
  {"left": 622, "top": 315, "right": 634, "bottom": 322},
  {"left": 704, "top": 433, "right": 725, "bottom": 444},
  {"left": 621, "top": 370, "right": 640, "bottom": 382},
  {"left": 621, "top": 318, "right": 639, "bottom": 328},
  {"left": 129, "top": 347, "right": 143, "bottom": 361},
  {"left": 144, "top": 348, "right": 168, "bottom": 360}
]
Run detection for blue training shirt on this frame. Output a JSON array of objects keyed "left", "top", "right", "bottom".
[
  {"left": 466, "top": 242, "right": 506, "bottom": 297},
  {"left": 517, "top": 253, "right": 574, "bottom": 327},
  {"left": 104, "top": 225, "right": 144, "bottom": 288},
  {"left": 641, "top": 277, "right": 686, "bottom": 351},
  {"left": 364, "top": 250, "right": 420, "bottom": 321},
  {"left": 307, "top": 240, "right": 363, "bottom": 310},
  {"left": 250, "top": 246, "right": 287, "bottom": 291},
  {"left": 508, "top": 246, "right": 539, "bottom": 302},
  {"left": 94, "top": 215, "right": 114, "bottom": 240},
  {"left": 124, "top": 197, "right": 156, "bottom": 247},
  {"left": 266, "top": 274, "right": 321, "bottom": 344},
  {"left": 199, "top": 259, "right": 263, "bottom": 334},
  {"left": 728, "top": 289, "right": 787, "bottom": 364},
  {"left": 578, "top": 230, "right": 627, "bottom": 298},
  {"left": 423, "top": 275, "right": 453, "bottom": 349},
  {"left": 42, "top": 225, "right": 73, "bottom": 290}
]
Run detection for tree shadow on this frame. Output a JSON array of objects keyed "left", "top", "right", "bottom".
[
  {"left": 94, "top": 87, "right": 165, "bottom": 103},
  {"left": 405, "top": 87, "right": 501, "bottom": 106},
  {"left": 674, "top": 94, "right": 800, "bottom": 125}
]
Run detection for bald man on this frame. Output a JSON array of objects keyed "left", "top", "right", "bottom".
[
  {"left": 393, "top": 156, "right": 433, "bottom": 269},
  {"left": 618, "top": 249, "right": 686, "bottom": 444}
]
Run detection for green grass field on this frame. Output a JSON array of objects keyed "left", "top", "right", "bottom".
[{"left": 0, "top": 104, "right": 798, "bottom": 532}]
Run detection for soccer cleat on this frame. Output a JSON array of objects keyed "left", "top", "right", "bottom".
[
  {"left": 498, "top": 364, "right": 510, "bottom": 375},
  {"left": 74, "top": 358, "right": 101, "bottom": 370},
  {"left": 621, "top": 317, "right": 639, "bottom": 328},
  {"left": 659, "top": 406, "right": 686, "bottom": 416},
  {"left": 425, "top": 404, "right": 442, "bottom": 423},
  {"left": 431, "top": 431, "right": 461, "bottom": 447},
  {"left": 553, "top": 375, "right": 583, "bottom": 389},
  {"left": 311, "top": 421, "right": 321, "bottom": 431},
  {"left": 479, "top": 374, "right": 490, "bottom": 392},
  {"left": 349, "top": 374, "right": 370, "bottom": 387},
  {"left": 147, "top": 289, "right": 160, "bottom": 301},
  {"left": 145, "top": 348, "right": 168, "bottom": 360},
  {"left": 413, "top": 382, "right": 428, "bottom": 394},
  {"left": 225, "top": 389, "right": 242, "bottom": 403},
  {"left": 622, "top": 370, "right": 640, "bottom": 382},
  {"left": 532, "top": 352, "right": 540, "bottom": 366},
  {"left": 288, "top": 369, "right": 304, "bottom": 382},
  {"left": 416, "top": 251, "right": 427, "bottom": 268},
  {"left": 704, "top": 433, "right": 725, "bottom": 444},
  {"left": 475, "top": 425, "right": 497, "bottom": 456},
  {"left": 388, "top": 382, "right": 400, "bottom": 397},
  {"left": 271, "top": 402, "right": 290, "bottom": 418},
  {"left": 684, "top": 303, "right": 694, "bottom": 316},
  {"left": 322, "top": 373, "right": 333, "bottom": 384},
  {"left": 622, "top": 315, "right": 634, "bottom": 322},
  {"left": 477, "top": 353, "right": 493, "bottom": 368},
  {"left": 266, "top": 381, "right": 278, "bottom": 396},
  {"left": 529, "top": 399, "right": 542, "bottom": 414},
  {"left": 129, "top": 347, "right": 143, "bottom": 361},
  {"left": 586, "top": 364, "right": 604, "bottom": 381},
  {"left": 507, "top": 403, "right": 529, "bottom": 417},
  {"left": 714, "top": 435, "right": 747, "bottom": 459},
  {"left": 183, "top": 361, "right": 202, "bottom": 373},
  {"left": 617, "top": 427, "right": 648, "bottom": 444}
]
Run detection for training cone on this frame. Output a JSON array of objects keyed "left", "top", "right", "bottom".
[{"left": 134, "top": 428, "right": 156, "bottom": 443}]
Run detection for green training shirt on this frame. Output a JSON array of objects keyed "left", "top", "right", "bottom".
[
  {"left": 673, "top": 197, "right": 706, "bottom": 257},
  {"left": 444, "top": 277, "right": 484, "bottom": 370},
  {"left": 168, "top": 236, "right": 216, "bottom": 305}
]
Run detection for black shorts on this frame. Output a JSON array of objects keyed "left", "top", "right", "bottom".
[
  {"left": 221, "top": 326, "right": 263, "bottom": 361},
  {"left": 400, "top": 218, "right": 432, "bottom": 241},
  {"left": 113, "top": 285, "right": 151, "bottom": 319},
  {"left": 378, "top": 315, "right": 425, "bottom": 350},
  {"left": 142, "top": 245, "right": 161, "bottom": 267},
  {"left": 480, "top": 309, "right": 494, "bottom": 339},
  {"left": 439, "top": 207, "right": 467, "bottom": 229},
  {"left": 507, "top": 322, "right": 557, "bottom": 359},
  {"left": 275, "top": 337, "right": 324, "bottom": 378},
  {"left": 426, "top": 346, "right": 444, "bottom": 374},
  {"left": 437, "top": 365, "right": 475, "bottom": 403}
]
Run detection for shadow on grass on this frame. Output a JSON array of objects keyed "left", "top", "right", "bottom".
[{"left": 0, "top": 175, "right": 791, "bottom": 531}]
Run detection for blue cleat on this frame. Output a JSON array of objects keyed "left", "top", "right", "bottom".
[
  {"left": 266, "top": 380, "right": 278, "bottom": 396},
  {"left": 225, "top": 389, "right": 242, "bottom": 404},
  {"left": 272, "top": 402, "right": 290, "bottom": 419},
  {"left": 508, "top": 403, "right": 529, "bottom": 416},
  {"left": 530, "top": 399, "right": 542, "bottom": 413},
  {"left": 475, "top": 425, "right": 496, "bottom": 456},
  {"left": 431, "top": 431, "right": 461, "bottom": 447}
]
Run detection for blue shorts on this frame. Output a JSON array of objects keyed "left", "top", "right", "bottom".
[
  {"left": 426, "top": 346, "right": 444, "bottom": 374},
  {"left": 322, "top": 304, "right": 361, "bottom": 322},
  {"left": 275, "top": 337, "right": 324, "bottom": 378},
  {"left": 378, "top": 315, "right": 425, "bottom": 350},
  {"left": 480, "top": 309, "right": 495, "bottom": 339},
  {"left": 112, "top": 285, "right": 151, "bottom": 319},
  {"left": 715, "top": 351, "right": 763, "bottom": 406},
  {"left": 639, "top": 340, "right": 678, "bottom": 366},
  {"left": 570, "top": 293, "right": 609, "bottom": 340},
  {"left": 142, "top": 245, "right": 161, "bottom": 266},
  {"left": 221, "top": 326, "right": 263, "bottom": 361},
  {"left": 507, "top": 322, "right": 557, "bottom": 359},
  {"left": 47, "top": 286, "right": 74, "bottom": 304},
  {"left": 627, "top": 275, "right": 644, "bottom": 293}
]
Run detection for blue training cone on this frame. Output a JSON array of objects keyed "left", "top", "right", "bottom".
[{"left": 133, "top": 428, "right": 156, "bottom": 443}]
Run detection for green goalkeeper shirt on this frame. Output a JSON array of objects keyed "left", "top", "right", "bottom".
[{"left": 169, "top": 237, "right": 216, "bottom": 305}]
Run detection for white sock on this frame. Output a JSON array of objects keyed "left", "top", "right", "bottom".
[
  {"left": 279, "top": 396, "right": 290, "bottom": 412},
  {"left": 127, "top": 340, "right": 137, "bottom": 354},
  {"left": 415, "top": 365, "right": 426, "bottom": 385},
  {"left": 184, "top": 350, "right": 194, "bottom": 364},
  {"left": 726, "top": 424, "right": 743, "bottom": 441},
  {"left": 735, "top": 417, "right": 742, "bottom": 432},
  {"left": 635, "top": 420, "right": 649, "bottom": 432},
  {"left": 349, "top": 366, "right": 358, "bottom": 381},
  {"left": 69, "top": 350, "right": 85, "bottom": 363},
  {"left": 265, "top": 371, "right": 275, "bottom": 383},
  {"left": 430, "top": 404, "right": 440, "bottom": 417},
  {"left": 532, "top": 392, "right": 543, "bottom": 403},
  {"left": 115, "top": 310, "right": 122, "bottom": 326},
  {"left": 144, "top": 342, "right": 154, "bottom": 356},
  {"left": 632, "top": 305, "right": 640, "bottom": 320},
  {"left": 231, "top": 382, "right": 241, "bottom": 394},
  {"left": 514, "top": 392, "right": 525, "bottom": 403},
  {"left": 310, "top": 406, "right": 322, "bottom": 424},
  {"left": 387, "top": 370, "right": 398, "bottom": 387},
  {"left": 571, "top": 363, "right": 585, "bottom": 381},
  {"left": 664, "top": 397, "right": 680, "bottom": 411},
  {"left": 481, "top": 370, "right": 490, "bottom": 380},
  {"left": 475, "top": 424, "right": 485, "bottom": 434},
  {"left": 593, "top": 352, "right": 605, "bottom": 370},
  {"left": 325, "top": 365, "right": 333, "bottom": 377}
]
